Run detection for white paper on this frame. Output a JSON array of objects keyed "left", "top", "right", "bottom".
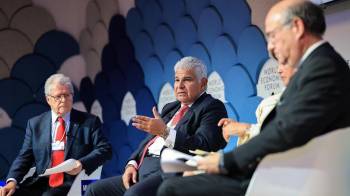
[
  {"left": 161, "top": 148, "right": 203, "bottom": 173},
  {"left": 39, "top": 159, "right": 77, "bottom": 176}
]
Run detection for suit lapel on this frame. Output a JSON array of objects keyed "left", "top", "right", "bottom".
[
  {"left": 42, "top": 112, "right": 52, "bottom": 145},
  {"left": 163, "top": 104, "right": 181, "bottom": 124},
  {"left": 174, "top": 109, "right": 192, "bottom": 129},
  {"left": 174, "top": 93, "right": 207, "bottom": 129},
  {"left": 65, "top": 110, "right": 80, "bottom": 159},
  {"left": 40, "top": 112, "right": 52, "bottom": 170}
]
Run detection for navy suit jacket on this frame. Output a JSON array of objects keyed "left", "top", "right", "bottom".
[
  {"left": 224, "top": 43, "right": 350, "bottom": 177},
  {"left": 6, "top": 109, "right": 112, "bottom": 186},
  {"left": 129, "top": 93, "right": 227, "bottom": 165}
]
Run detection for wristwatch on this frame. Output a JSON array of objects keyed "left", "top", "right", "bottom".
[{"left": 161, "top": 126, "right": 170, "bottom": 139}]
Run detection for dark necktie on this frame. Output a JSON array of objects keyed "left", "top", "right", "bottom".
[{"left": 49, "top": 117, "right": 66, "bottom": 187}]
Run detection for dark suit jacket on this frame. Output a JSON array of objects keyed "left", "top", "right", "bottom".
[
  {"left": 224, "top": 43, "right": 350, "bottom": 178},
  {"left": 6, "top": 109, "right": 112, "bottom": 186},
  {"left": 129, "top": 93, "right": 227, "bottom": 166}
]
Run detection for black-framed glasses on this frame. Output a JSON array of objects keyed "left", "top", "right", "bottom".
[{"left": 48, "top": 94, "right": 72, "bottom": 102}]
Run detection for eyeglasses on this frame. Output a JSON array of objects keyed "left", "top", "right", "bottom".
[
  {"left": 266, "top": 25, "right": 287, "bottom": 43},
  {"left": 266, "top": 20, "right": 292, "bottom": 43},
  {"left": 48, "top": 94, "right": 72, "bottom": 102}
]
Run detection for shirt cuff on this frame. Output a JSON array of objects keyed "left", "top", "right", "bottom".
[
  {"left": 126, "top": 160, "right": 138, "bottom": 169},
  {"left": 6, "top": 178, "right": 17, "bottom": 185},
  {"left": 249, "top": 124, "right": 260, "bottom": 138},
  {"left": 163, "top": 127, "right": 176, "bottom": 148}
]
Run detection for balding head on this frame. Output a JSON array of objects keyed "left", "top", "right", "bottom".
[
  {"left": 266, "top": 0, "right": 325, "bottom": 37},
  {"left": 265, "top": 0, "right": 325, "bottom": 68},
  {"left": 266, "top": 0, "right": 301, "bottom": 22}
]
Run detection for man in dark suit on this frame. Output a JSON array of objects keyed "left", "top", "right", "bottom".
[
  {"left": 85, "top": 56, "right": 227, "bottom": 196},
  {"left": 157, "top": 1, "right": 350, "bottom": 195},
  {"left": 0, "top": 74, "right": 112, "bottom": 196}
]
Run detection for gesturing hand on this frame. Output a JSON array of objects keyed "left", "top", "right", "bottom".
[
  {"left": 218, "top": 118, "right": 251, "bottom": 142},
  {"left": 132, "top": 106, "right": 167, "bottom": 136}
]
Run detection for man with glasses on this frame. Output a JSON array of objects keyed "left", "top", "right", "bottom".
[
  {"left": 0, "top": 74, "right": 112, "bottom": 196},
  {"left": 157, "top": 1, "right": 350, "bottom": 195}
]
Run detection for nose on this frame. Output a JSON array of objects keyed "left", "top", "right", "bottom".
[
  {"left": 61, "top": 95, "right": 66, "bottom": 101},
  {"left": 178, "top": 80, "right": 185, "bottom": 88},
  {"left": 267, "top": 40, "right": 272, "bottom": 50},
  {"left": 267, "top": 42, "right": 276, "bottom": 60},
  {"left": 277, "top": 64, "right": 284, "bottom": 75}
]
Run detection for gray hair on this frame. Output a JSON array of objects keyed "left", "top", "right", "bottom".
[
  {"left": 174, "top": 56, "right": 207, "bottom": 81},
  {"left": 282, "top": 1, "right": 326, "bottom": 36},
  {"left": 44, "top": 73, "right": 74, "bottom": 95}
]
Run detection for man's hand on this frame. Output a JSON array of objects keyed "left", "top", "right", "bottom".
[
  {"left": 0, "top": 181, "right": 16, "bottom": 196},
  {"left": 132, "top": 106, "right": 167, "bottom": 136},
  {"left": 196, "top": 153, "right": 220, "bottom": 174},
  {"left": 122, "top": 165, "right": 138, "bottom": 189},
  {"left": 66, "top": 160, "right": 83, "bottom": 175},
  {"left": 182, "top": 170, "right": 205, "bottom": 177},
  {"left": 218, "top": 118, "right": 251, "bottom": 142}
]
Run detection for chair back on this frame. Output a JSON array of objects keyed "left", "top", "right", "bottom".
[{"left": 245, "top": 127, "right": 350, "bottom": 196}]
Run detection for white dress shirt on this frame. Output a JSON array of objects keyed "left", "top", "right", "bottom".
[
  {"left": 51, "top": 111, "right": 70, "bottom": 142},
  {"left": 128, "top": 103, "right": 193, "bottom": 168},
  {"left": 6, "top": 111, "right": 71, "bottom": 184}
]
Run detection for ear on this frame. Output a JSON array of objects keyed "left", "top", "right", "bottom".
[
  {"left": 292, "top": 17, "right": 305, "bottom": 40},
  {"left": 46, "top": 96, "right": 50, "bottom": 104},
  {"left": 200, "top": 78, "right": 208, "bottom": 91}
]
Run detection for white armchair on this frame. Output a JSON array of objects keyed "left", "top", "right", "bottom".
[
  {"left": 245, "top": 127, "right": 350, "bottom": 196},
  {"left": 20, "top": 166, "right": 102, "bottom": 196},
  {"left": 67, "top": 166, "right": 102, "bottom": 196}
]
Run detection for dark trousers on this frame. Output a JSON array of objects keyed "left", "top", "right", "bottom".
[
  {"left": 157, "top": 173, "right": 248, "bottom": 196},
  {"left": 13, "top": 177, "right": 70, "bottom": 196},
  {"left": 85, "top": 157, "right": 163, "bottom": 196}
]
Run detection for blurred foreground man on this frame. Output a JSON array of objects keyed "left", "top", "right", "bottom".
[
  {"left": 157, "top": 1, "right": 350, "bottom": 195},
  {"left": 0, "top": 74, "right": 111, "bottom": 196}
]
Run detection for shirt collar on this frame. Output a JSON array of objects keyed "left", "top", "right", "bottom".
[
  {"left": 181, "top": 91, "right": 205, "bottom": 108},
  {"left": 298, "top": 40, "right": 327, "bottom": 68},
  {"left": 51, "top": 111, "right": 71, "bottom": 124}
]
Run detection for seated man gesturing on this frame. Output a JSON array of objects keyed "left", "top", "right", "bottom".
[{"left": 85, "top": 56, "right": 227, "bottom": 196}]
